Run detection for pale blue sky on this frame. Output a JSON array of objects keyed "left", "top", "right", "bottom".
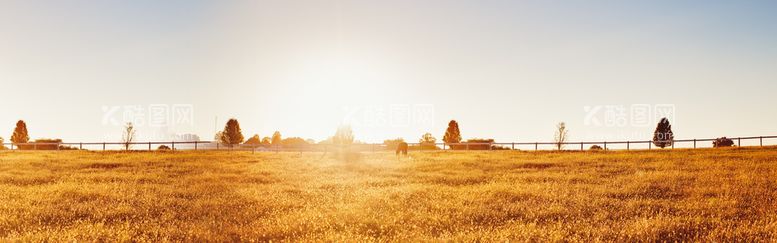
[{"left": 1, "top": 0, "right": 776, "bottom": 144}]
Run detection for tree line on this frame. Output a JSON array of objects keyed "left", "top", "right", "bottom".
[
  {"left": 0, "top": 117, "right": 741, "bottom": 151},
  {"left": 213, "top": 118, "right": 353, "bottom": 148}
]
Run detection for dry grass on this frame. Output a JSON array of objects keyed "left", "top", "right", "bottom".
[{"left": 0, "top": 148, "right": 776, "bottom": 241}]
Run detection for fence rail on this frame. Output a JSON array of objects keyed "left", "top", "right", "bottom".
[{"left": 2, "top": 135, "right": 776, "bottom": 152}]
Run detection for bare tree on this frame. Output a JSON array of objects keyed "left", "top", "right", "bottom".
[
  {"left": 122, "top": 122, "right": 136, "bottom": 151},
  {"left": 554, "top": 122, "right": 568, "bottom": 150}
]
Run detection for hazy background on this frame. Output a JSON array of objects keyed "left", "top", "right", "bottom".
[{"left": 1, "top": 0, "right": 776, "bottom": 144}]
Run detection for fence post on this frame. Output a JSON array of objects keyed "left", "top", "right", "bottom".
[
  {"left": 27, "top": 138, "right": 774, "bottom": 153},
  {"left": 217, "top": 142, "right": 219, "bottom": 150},
  {"left": 10, "top": 143, "right": 14, "bottom": 151}
]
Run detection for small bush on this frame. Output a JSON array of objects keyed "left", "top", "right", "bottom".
[
  {"left": 58, "top": 145, "right": 80, "bottom": 150},
  {"left": 490, "top": 145, "right": 512, "bottom": 150},
  {"left": 713, "top": 137, "right": 735, "bottom": 148},
  {"left": 449, "top": 139, "right": 495, "bottom": 150},
  {"left": 590, "top": 145, "right": 604, "bottom": 150},
  {"left": 158, "top": 145, "right": 172, "bottom": 150}
]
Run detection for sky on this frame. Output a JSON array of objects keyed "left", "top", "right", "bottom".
[{"left": 1, "top": 0, "right": 776, "bottom": 145}]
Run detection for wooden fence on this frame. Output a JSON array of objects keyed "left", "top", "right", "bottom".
[{"left": 1, "top": 135, "right": 775, "bottom": 152}]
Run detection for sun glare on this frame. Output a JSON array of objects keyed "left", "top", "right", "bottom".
[{"left": 2, "top": 0, "right": 777, "bottom": 241}]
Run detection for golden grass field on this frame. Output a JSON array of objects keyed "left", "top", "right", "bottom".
[{"left": 1, "top": 148, "right": 776, "bottom": 241}]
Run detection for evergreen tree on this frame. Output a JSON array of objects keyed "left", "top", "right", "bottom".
[{"left": 652, "top": 117, "right": 674, "bottom": 148}]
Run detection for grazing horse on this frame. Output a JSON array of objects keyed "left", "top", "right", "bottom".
[{"left": 396, "top": 142, "right": 408, "bottom": 157}]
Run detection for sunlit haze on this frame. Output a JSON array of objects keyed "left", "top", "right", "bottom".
[{"left": 2, "top": 0, "right": 776, "bottom": 143}]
